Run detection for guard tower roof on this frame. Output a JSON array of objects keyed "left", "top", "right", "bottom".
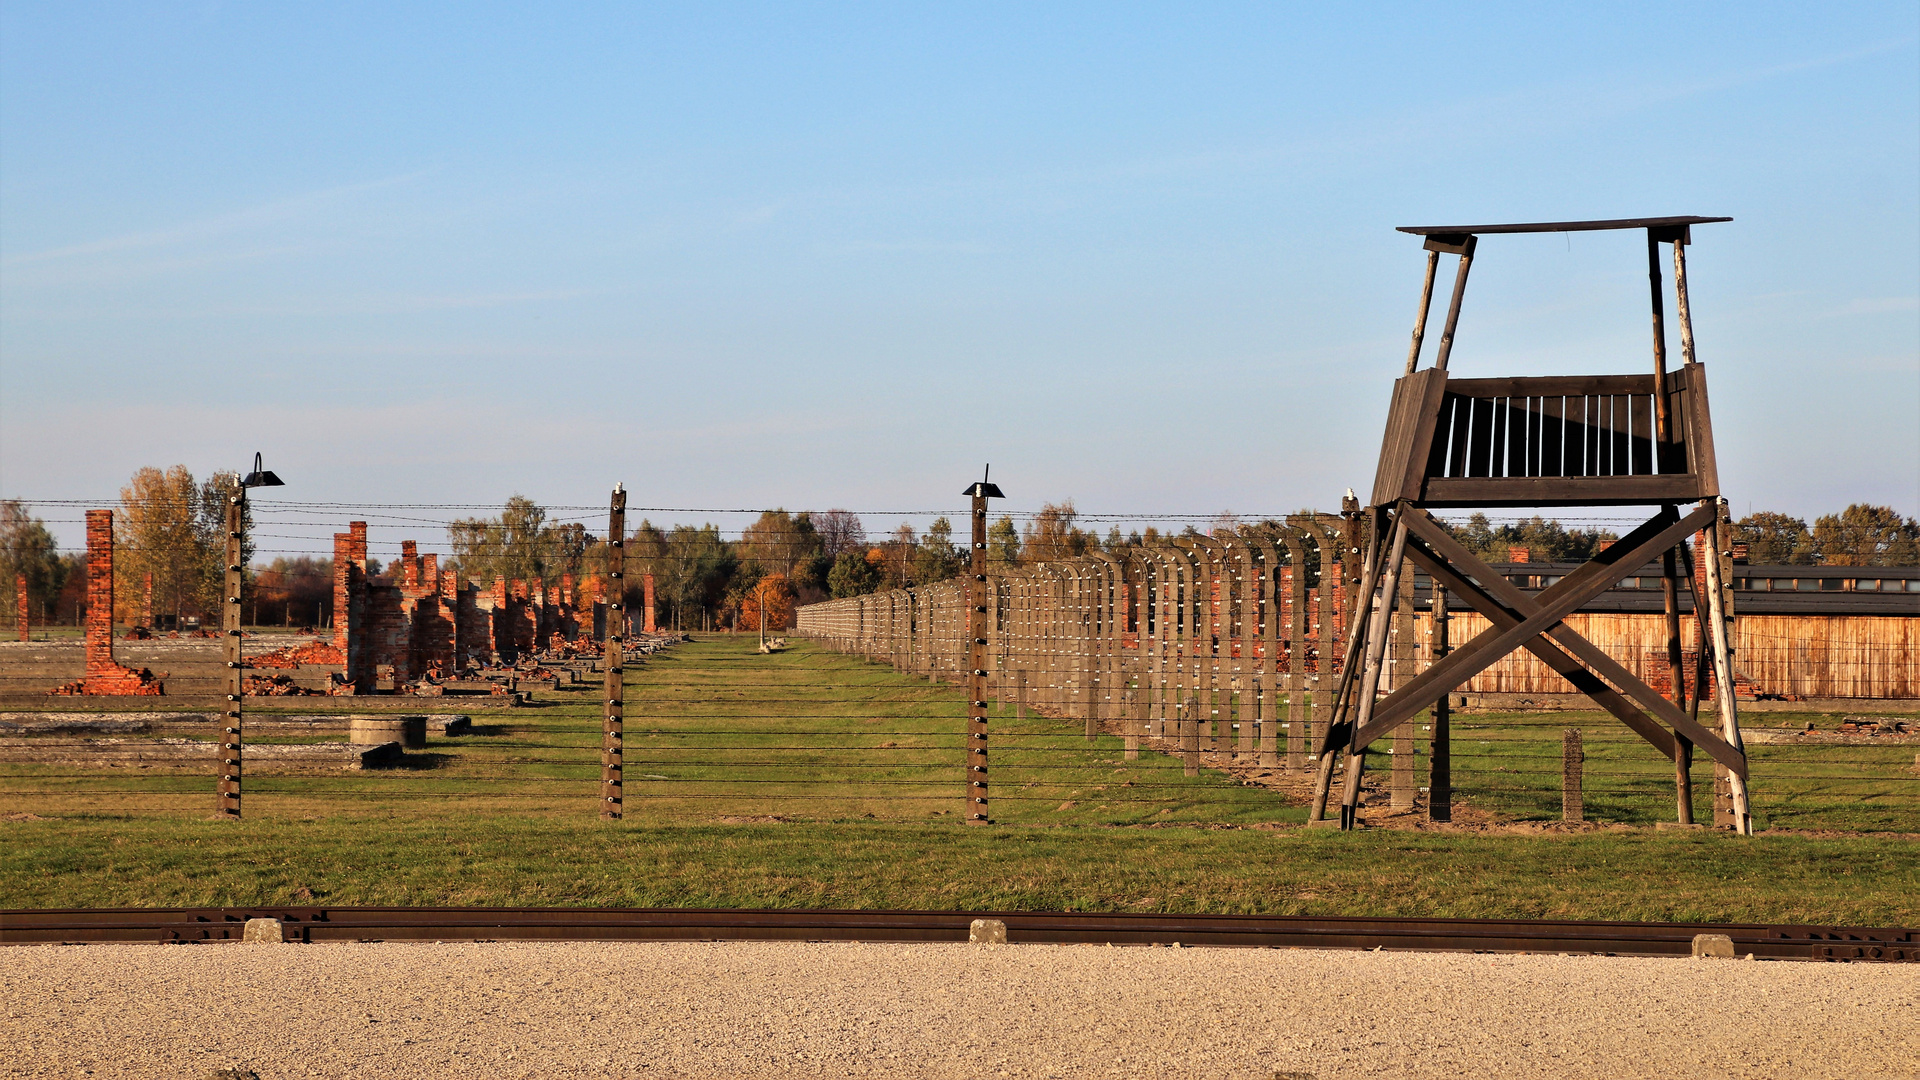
[{"left": 1397, "top": 216, "right": 1730, "bottom": 236}]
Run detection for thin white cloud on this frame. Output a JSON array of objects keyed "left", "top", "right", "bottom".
[
  {"left": 1835, "top": 297, "right": 1920, "bottom": 315},
  {"left": 0, "top": 170, "right": 433, "bottom": 268}
]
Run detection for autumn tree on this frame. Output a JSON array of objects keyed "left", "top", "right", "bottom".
[
  {"left": 827, "top": 549, "right": 881, "bottom": 597},
  {"left": 657, "top": 524, "right": 736, "bottom": 630},
  {"left": 912, "top": 517, "right": 962, "bottom": 584},
  {"left": 987, "top": 516, "right": 1020, "bottom": 565},
  {"left": 738, "top": 573, "right": 796, "bottom": 632},
  {"left": 117, "top": 466, "right": 215, "bottom": 626},
  {"left": 879, "top": 523, "right": 917, "bottom": 588},
  {"left": 253, "top": 556, "right": 333, "bottom": 626},
  {"left": 739, "top": 509, "right": 822, "bottom": 581},
  {"left": 1442, "top": 512, "right": 1616, "bottom": 562},
  {"left": 0, "top": 501, "right": 67, "bottom": 628},
  {"left": 1022, "top": 500, "right": 1099, "bottom": 562},
  {"left": 814, "top": 509, "right": 866, "bottom": 558},
  {"left": 447, "top": 496, "right": 593, "bottom": 589},
  {"left": 1811, "top": 504, "right": 1920, "bottom": 566},
  {"left": 1734, "top": 512, "right": 1814, "bottom": 565}
]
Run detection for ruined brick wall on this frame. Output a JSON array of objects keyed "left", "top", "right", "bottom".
[
  {"left": 510, "top": 579, "right": 537, "bottom": 656},
  {"left": 457, "top": 585, "right": 490, "bottom": 666},
  {"left": 486, "top": 578, "right": 512, "bottom": 660},
  {"left": 413, "top": 553, "right": 456, "bottom": 676},
  {"left": 304, "top": 521, "right": 608, "bottom": 681},
  {"left": 364, "top": 583, "right": 409, "bottom": 688}
]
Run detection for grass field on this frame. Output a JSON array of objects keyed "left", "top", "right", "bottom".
[
  {"left": 3, "top": 816, "right": 1914, "bottom": 924},
  {"left": 2, "top": 635, "right": 1915, "bottom": 922}
]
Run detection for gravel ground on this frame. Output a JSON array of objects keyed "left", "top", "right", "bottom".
[{"left": 2, "top": 940, "right": 1914, "bottom": 1079}]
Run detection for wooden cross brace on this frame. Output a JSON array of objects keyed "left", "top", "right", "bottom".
[{"left": 1351, "top": 502, "right": 1745, "bottom": 778}]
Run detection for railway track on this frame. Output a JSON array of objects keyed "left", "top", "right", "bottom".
[{"left": 2, "top": 907, "right": 1912, "bottom": 961}]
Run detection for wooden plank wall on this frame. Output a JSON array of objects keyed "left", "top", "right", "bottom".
[{"left": 1426, "top": 613, "right": 1919, "bottom": 700}]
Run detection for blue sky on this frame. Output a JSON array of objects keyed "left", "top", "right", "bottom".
[{"left": 2, "top": 3, "right": 1915, "bottom": 557}]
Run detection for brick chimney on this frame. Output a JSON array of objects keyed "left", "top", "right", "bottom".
[{"left": 1508, "top": 546, "right": 1530, "bottom": 564}]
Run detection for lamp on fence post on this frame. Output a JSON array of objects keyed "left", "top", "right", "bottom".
[
  {"left": 219, "top": 453, "right": 284, "bottom": 819},
  {"left": 963, "top": 465, "right": 1005, "bottom": 825}
]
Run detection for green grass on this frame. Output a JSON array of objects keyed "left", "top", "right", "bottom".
[
  {"left": 1, "top": 637, "right": 1293, "bottom": 826},
  {"left": 2, "top": 816, "right": 1914, "bottom": 924},
  {"left": 3, "top": 634, "right": 1916, "bottom": 922},
  {"left": 1432, "top": 711, "right": 1920, "bottom": 831}
]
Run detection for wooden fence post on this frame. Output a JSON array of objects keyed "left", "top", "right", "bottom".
[
  {"left": 218, "top": 491, "right": 244, "bottom": 818},
  {"left": 603, "top": 484, "right": 626, "bottom": 820},
  {"left": 965, "top": 473, "right": 1001, "bottom": 825},
  {"left": 1429, "top": 581, "right": 1452, "bottom": 823}
]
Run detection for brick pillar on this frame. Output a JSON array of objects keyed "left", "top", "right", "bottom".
[
  {"left": 54, "top": 510, "right": 163, "bottom": 695},
  {"left": 333, "top": 522, "right": 369, "bottom": 691},
  {"left": 643, "top": 572, "right": 657, "bottom": 635},
  {"left": 15, "top": 572, "right": 25, "bottom": 641},
  {"left": 85, "top": 510, "right": 116, "bottom": 674}
]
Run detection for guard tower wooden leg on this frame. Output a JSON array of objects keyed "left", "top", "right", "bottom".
[
  {"left": 1336, "top": 513, "right": 1411, "bottom": 829},
  {"left": 1306, "top": 511, "right": 1387, "bottom": 821},
  {"left": 1702, "top": 498, "right": 1753, "bottom": 835}
]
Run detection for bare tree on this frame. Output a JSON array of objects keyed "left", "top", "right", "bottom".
[{"left": 814, "top": 509, "right": 866, "bottom": 559}]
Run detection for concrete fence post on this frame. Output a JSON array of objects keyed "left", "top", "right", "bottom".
[
  {"left": 1562, "top": 728, "right": 1585, "bottom": 823},
  {"left": 1182, "top": 695, "right": 1200, "bottom": 776}
]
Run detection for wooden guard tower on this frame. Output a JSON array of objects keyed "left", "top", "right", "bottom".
[{"left": 1311, "top": 216, "right": 1753, "bottom": 834}]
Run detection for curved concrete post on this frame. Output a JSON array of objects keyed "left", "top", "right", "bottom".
[
  {"left": 1165, "top": 538, "right": 1206, "bottom": 756},
  {"left": 1214, "top": 529, "right": 1259, "bottom": 761},
  {"left": 1179, "top": 535, "right": 1226, "bottom": 753},
  {"left": 1243, "top": 525, "right": 1290, "bottom": 767},
  {"left": 1098, "top": 553, "right": 1122, "bottom": 726},
  {"left": 1276, "top": 522, "right": 1315, "bottom": 770}
]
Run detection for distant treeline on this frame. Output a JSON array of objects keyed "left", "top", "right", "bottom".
[{"left": 1, "top": 468, "right": 1912, "bottom": 630}]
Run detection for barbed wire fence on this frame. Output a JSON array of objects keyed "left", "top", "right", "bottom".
[{"left": 0, "top": 491, "right": 1915, "bottom": 828}]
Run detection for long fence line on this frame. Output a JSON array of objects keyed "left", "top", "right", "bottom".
[
  {"left": 795, "top": 518, "right": 1920, "bottom": 825},
  {"left": 797, "top": 523, "right": 1920, "bottom": 730},
  {"left": 800, "top": 515, "right": 1398, "bottom": 779}
]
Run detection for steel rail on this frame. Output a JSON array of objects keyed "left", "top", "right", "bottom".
[{"left": 1, "top": 907, "right": 1910, "bottom": 961}]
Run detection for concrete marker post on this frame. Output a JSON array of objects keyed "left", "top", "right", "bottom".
[{"left": 1562, "top": 728, "right": 1584, "bottom": 822}]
